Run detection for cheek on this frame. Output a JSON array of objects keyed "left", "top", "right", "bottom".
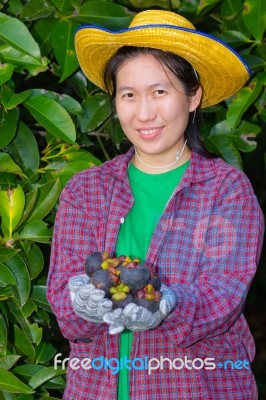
[{"left": 115, "top": 102, "right": 134, "bottom": 126}]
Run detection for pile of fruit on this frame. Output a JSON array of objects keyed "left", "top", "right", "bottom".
[{"left": 85, "top": 251, "right": 162, "bottom": 312}]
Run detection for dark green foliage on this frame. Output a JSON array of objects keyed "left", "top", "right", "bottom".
[{"left": 0, "top": 0, "right": 265, "bottom": 397}]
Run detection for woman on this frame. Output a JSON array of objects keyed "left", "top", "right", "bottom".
[{"left": 47, "top": 10, "right": 264, "bottom": 400}]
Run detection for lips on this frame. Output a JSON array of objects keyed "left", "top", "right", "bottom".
[{"left": 137, "top": 127, "right": 163, "bottom": 138}]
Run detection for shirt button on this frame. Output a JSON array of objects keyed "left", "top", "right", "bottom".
[{"left": 120, "top": 217, "right": 125, "bottom": 224}]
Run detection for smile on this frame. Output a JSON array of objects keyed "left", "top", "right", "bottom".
[{"left": 138, "top": 127, "right": 163, "bottom": 136}]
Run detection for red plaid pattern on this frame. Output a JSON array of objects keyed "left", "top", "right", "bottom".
[{"left": 47, "top": 148, "right": 264, "bottom": 399}]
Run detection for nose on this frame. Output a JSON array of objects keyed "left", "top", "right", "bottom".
[{"left": 136, "top": 96, "right": 156, "bottom": 121}]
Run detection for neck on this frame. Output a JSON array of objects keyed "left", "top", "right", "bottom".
[{"left": 132, "top": 142, "right": 191, "bottom": 174}]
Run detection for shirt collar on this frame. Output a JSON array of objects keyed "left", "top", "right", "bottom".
[{"left": 103, "top": 146, "right": 218, "bottom": 184}]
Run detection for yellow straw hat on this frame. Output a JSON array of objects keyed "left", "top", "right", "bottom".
[{"left": 75, "top": 10, "right": 251, "bottom": 108}]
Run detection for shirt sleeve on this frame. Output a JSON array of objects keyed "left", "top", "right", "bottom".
[
  {"left": 159, "top": 169, "right": 265, "bottom": 348},
  {"left": 46, "top": 174, "right": 108, "bottom": 340}
]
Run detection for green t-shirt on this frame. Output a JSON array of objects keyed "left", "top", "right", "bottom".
[{"left": 116, "top": 160, "right": 190, "bottom": 400}]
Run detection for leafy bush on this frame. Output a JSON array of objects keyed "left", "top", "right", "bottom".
[{"left": 0, "top": 0, "right": 265, "bottom": 398}]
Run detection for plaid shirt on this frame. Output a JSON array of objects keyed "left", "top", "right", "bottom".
[{"left": 47, "top": 148, "right": 264, "bottom": 400}]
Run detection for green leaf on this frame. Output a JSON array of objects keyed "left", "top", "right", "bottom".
[
  {"left": 13, "top": 325, "right": 35, "bottom": 362},
  {"left": 75, "top": 1, "right": 133, "bottom": 29},
  {"left": 31, "top": 286, "right": 51, "bottom": 312},
  {"left": 210, "top": 119, "right": 261, "bottom": 152},
  {"left": 0, "top": 185, "right": 25, "bottom": 238},
  {"left": 221, "top": 0, "right": 243, "bottom": 19},
  {"left": 8, "top": 300, "right": 36, "bottom": 345},
  {"left": 32, "top": 17, "right": 58, "bottom": 56},
  {"left": 35, "top": 342, "right": 57, "bottom": 364},
  {"left": 0, "top": 63, "right": 15, "bottom": 86},
  {"left": 0, "top": 355, "right": 21, "bottom": 370},
  {"left": 196, "top": 0, "right": 221, "bottom": 15},
  {"left": 243, "top": 0, "right": 266, "bottom": 42},
  {"left": 28, "top": 366, "right": 65, "bottom": 390},
  {"left": 0, "top": 314, "right": 7, "bottom": 355},
  {"left": 20, "top": 0, "right": 55, "bottom": 21},
  {"left": 64, "top": 149, "right": 101, "bottom": 165},
  {"left": 6, "top": 0, "right": 24, "bottom": 16},
  {"left": 0, "top": 368, "right": 34, "bottom": 394},
  {"left": 18, "top": 189, "right": 38, "bottom": 228},
  {"left": 226, "top": 78, "right": 263, "bottom": 127},
  {"left": 57, "top": 94, "right": 82, "bottom": 115},
  {"left": 0, "top": 286, "right": 14, "bottom": 301},
  {"left": 0, "top": 153, "right": 27, "bottom": 177},
  {"left": 255, "top": 87, "right": 266, "bottom": 113},
  {"left": 21, "top": 243, "right": 44, "bottom": 280},
  {"left": 0, "top": 108, "right": 19, "bottom": 149},
  {"left": 78, "top": 93, "right": 110, "bottom": 132},
  {"left": 0, "top": 12, "right": 41, "bottom": 60},
  {"left": 67, "top": 71, "right": 88, "bottom": 100},
  {"left": 7, "top": 122, "right": 40, "bottom": 175},
  {"left": 50, "top": 20, "right": 80, "bottom": 82},
  {"left": 50, "top": 0, "right": 75, "bottom": 14},
  {"left": 13, "top": 364, "right": 46, "bottom": 382},
  {"left": 60, "top": 160, "right": 95, "bottom": 174},
  {"left": 208, "top": 132, "right": 243, "bottom": 170},
  {"left": 217, "top": 30, "right": 251, "bottom": 46},
  {"left": 27, "top": 323, "right": 42, "bottom": 346},
  {"left": 24, "top": 96, "right": 76, "bottom": 144},
  {"left": 30, "top": 89, "right": 82, "bottom": 115},
  {"left": 0, "top": 248, "right": 20, "bottom": 263},
  {"left": 28, "top": 179, "right": 61, "bottom": 222},
  {"left": 20, "top": 221, "right": 52, "bottom": 243},
  {"left": 0, "top": 45, "right": 48, "bottom": 74},
  {"left": 0, "top": 262, "right": 17, "bottom": 286},
  {"left": 5, "top": 255, "right": 31, "bottom": 306},
  {"left": 1, "top": 86, "right": 31, "bottom": 110},
  {"left": 243, "top": 54, "right": 265, "bottom": 72},
  {"left": 22, "top": 299, "right": 37, "bottom": 318}
]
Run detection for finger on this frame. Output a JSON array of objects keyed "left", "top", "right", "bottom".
[
  {"left": 123, "top": 303, "right": 138, "bottom": 317},
  {"left": 90, "top": 289, "right": 106, "bottom": 302},
  {"left": 69, "top": 275, "right": 90, "bottom": 292},
  {"left": 160, "top": 299, "right": 171, "bottom": 316},
  {"left": 103, "top": 309, "right": 123, "bottom": 324},
  {"left": 133, "top": 306, "right": 153, "bottom": 325},
  {"left": 78, "top": 284, "right": 96, "bottom": 300},
  {"left": 97, "top": 298, "right": 113, "bottom": 317},
  {"left": 108, "top": 323, "right": 125, "bottom": 335}
]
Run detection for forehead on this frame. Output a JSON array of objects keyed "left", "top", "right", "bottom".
[{"left": 116, "top": 54, "right": 180, "bottom": 88}]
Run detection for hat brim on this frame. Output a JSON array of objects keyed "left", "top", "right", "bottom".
[{"left": 75, "top": 24, "right": 251, "bottom": 108}]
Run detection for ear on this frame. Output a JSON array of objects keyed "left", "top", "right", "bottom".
[{"left": 189, "top": 86, "right": 202, "bottom": 112}]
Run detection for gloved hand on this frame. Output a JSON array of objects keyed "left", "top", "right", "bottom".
[
  {"left": 104, "top": 284, "right": 177, "bottom": 334},
  {"left": 103, "top": 307, "right": 126, "bottom": 335},
  {"left": 69, "top": 274, "right": 113, "bottom": 323}
]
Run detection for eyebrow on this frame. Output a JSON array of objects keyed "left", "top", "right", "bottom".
[{"left": 117, "top": 82, "right": 171, "bottom": 93}]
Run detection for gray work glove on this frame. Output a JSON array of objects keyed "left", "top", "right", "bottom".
[
  {"left": 69, "top": 274, "right": 113, "bottom": 323},
  {"left": 103, "top": 284, "right": 177, "bottom": 334}
]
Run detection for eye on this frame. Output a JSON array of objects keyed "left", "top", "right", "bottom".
[
  {"left": 122, "top": 92, "right": 134, "bottom": 98},
  {"left": 155, "top": 89, "right": 166, "bottom": 96}
]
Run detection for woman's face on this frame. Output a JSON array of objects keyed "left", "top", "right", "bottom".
[{"left": 115, "top": 54, "right": 202, "bottom": 170}]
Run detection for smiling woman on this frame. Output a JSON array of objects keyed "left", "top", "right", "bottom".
[
  {"left": 47, "top": 9, "right": 264, "bottom": 400},
  {"left": 112, "top": 51, "right": 201, "bottom": 173}
]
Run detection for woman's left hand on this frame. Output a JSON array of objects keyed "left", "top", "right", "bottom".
[{"left": 104, "top": 284, "right": 177, "bottom": 334}]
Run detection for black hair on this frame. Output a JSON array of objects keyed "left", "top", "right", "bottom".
[{"left": 103, "top": 46, "right": 216, "bottom": 158}]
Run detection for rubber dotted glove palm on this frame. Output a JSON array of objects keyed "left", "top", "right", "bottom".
[
  {"left": 69, "top": 274, "right": 113, "bottom": 323},
  {"left": 123, "top": 284, "right": 177, "bottom": 331},
  {"left": 103, "top": 284, "right": 177, "bottom": 334},
  {"left": 103, "top": 308, "right": 126, "bottom": 335}
]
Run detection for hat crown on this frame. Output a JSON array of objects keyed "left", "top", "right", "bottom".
[{"left": 129, "top": 10, "right": 195, "bottom": 30}]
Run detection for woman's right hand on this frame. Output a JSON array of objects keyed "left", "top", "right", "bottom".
[{"left": 69, "top": 274, "right": 113, "bottom": 323}]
